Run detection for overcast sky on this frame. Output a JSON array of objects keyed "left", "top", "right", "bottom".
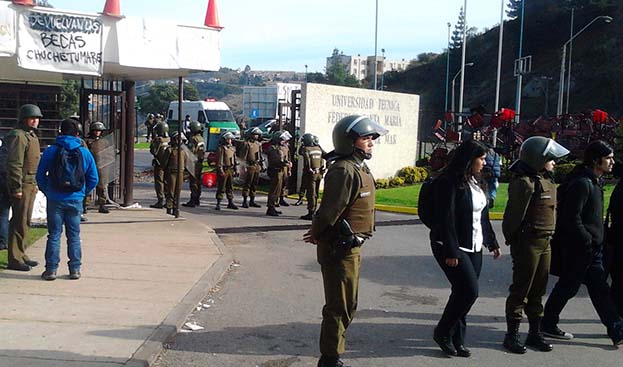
[{"left": 49, "top": 0, "right": 509, "bottom": 72}]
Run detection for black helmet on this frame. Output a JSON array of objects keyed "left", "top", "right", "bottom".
[
  {"left": 189, "top": 121, "right": 203, "bottom": 134},
  {"left": 301, "top": 133, "right": 315, "bottom": 147},
  {"left": 332, "top": 115, "right": 388, "bottom": 156},
  {"left": 18, "top": 104, "right": 43, "bottom": 121},
  {"left": 154, "top": 121, "right": 169, "bottom": 137},
  {"left": 313, "top": 135, "right": 320, "bottom": 146},
  {"left": 90, "top": 121, "right": 105, "bottom": 131},
  {"left": 519, "top": 136, "right": 570, "bottom": 171}
]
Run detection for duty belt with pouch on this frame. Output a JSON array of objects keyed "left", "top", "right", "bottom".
[{"left": 329, "top": 218, "right": 363, "bottom": 261}]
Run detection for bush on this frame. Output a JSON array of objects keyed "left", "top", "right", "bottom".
[
  {"left": 396, "top": 166, "right": 429, "bottom": 184},
  {"left": 389, "top": 176, "right": 405, "bottom": 187},
  {"left": 554, "top": 163, "right": 575, "bottom": 182},
  {"left": 375, "top": 178, "right": 389, "bottom": 189}
]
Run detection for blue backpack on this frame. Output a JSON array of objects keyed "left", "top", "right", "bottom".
[{"left": 49, "top": 144, "right": 85, "bottom": 192}]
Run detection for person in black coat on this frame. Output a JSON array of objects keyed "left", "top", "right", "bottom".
[
  {"left": 430, "top": 139, "right": 501, "bottom": 357},
  {"left": 542, "top": 140, "right": 623, "bottom": 346},
  {"left": 606, "top": 162, "right": 623, "bottom": 316}
]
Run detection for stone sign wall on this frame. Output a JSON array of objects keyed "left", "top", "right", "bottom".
[{"left": 300, "top": 83, "right": 419, "bottom": 180}]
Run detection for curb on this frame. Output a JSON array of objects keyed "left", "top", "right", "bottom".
[
  {"left": 126, "top": 221, "right": 234, "bottom": 367},
  {"left": 375, "top": 204, "right": 504, "bottom": 221}
]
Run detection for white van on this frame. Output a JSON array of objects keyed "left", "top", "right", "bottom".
[{"left": 167, "top": 100, "right": 240, "bottom": 152}]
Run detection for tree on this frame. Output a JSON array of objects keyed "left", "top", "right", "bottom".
[
  {"left": 325, "top": 60, "right": 359, "bottom": 88},
  {"left": 306, "top": 72, "right": 327, "bottom": 84},
  {"left": 141, "top": 83, "right": 199, "bottom": 114},
  {"left": 507, "top": 0, "right": 523, "bottom": 18},
  {"left": 59, "top": 80, "right": 79, "bottom": 119},
  {"left": 450, "top": 7, "right": 466, "bottom": 51}
]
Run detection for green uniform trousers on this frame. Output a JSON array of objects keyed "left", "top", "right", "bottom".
[
  {"left": 95, "top": 169, "right": 108, "bottom": 205},
  {"left": 189, "top": 163, "right": 202, "bottom": 202},
  {"left": 7, "top": 183, "right": 37, "bottom": 266},
  {"left": 268, "top": 168, "right": 285, "bottom": 208},
  {"left": 154, "top": 164, "right": 166, "bottom": 200},
  {"left": 216, "top": 169, "right": 234, "bottom": 200},
  {"left": 242, "top": 164, "right": 261, "bottom": 198},
  {"left": 304, "top": 172, "right": 322, "bottom": 212},
  {"left": 317, "top": 241, "right": 361, "bottom": 357},
  {"left": 165, "top": 169, "right": 182, "bottom": 209},
  {"left": 505, "top": 235, "right": 551, "bottom": 321}
]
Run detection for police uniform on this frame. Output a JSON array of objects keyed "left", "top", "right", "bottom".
[
  {"left": 240, "top": 138, "right": 263, "bottom": 207},
  {"left": 149, "top": 136, "right": 170, "bottom": 207},
  {"left": 144, "top": 116, "right": 155, "bottom": 142},
  {"left": 162, "top": 140, "right": 186, "bottom": 215},
  {"left": 186, "top": 133, "right": 205, "bottom": 206},
  {"left": 279, "top": 143, "right": 291, "bottom": 204},
  {"left": 215, "top": 140, "right": 237, "bottom": 209},
  {"left": 300, "top": 144, "right": 325, "bottom": 218},
  {"left": 85, "top": 134, "right": 109, "bottom": 208},
  {"left": 266, "top": 143, "right": 288, "bottom": 215},
  {"left": 5, "top": 121, "right": 40, "bottom": 269}
]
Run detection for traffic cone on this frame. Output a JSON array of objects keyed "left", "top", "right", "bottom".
[
  {"left": 102, "top": 0, "right": 122, "bottom": 18},
  {"left": 204, "top": 0, "right": 224, "bottom": 30},
  {"left": 12, "top": 0, "right": 35, "bottom": 6}
]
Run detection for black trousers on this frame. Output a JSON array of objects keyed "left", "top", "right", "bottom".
[
  {"left": 543, "top": 246, "right": 623, "bottom": 337},
  {"left": 432, "top": 242, "right": 482, "bottom": 346}
]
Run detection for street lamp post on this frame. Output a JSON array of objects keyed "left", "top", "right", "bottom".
[
  {"left": 380, "top": 48, "right": 385, "bottom": 90},
  {"left": 373, "top": 0, "right": 379, "bottom": 90},
  {"left": 457, "top": 0, "right": 468, "bottom": 139},
  {"left": 304, "top": 64, "right": 308, "bottom": 82},
  {"left": 444, "top": 22, "right": 451, "bottom": 112},
  {"left": 451, "top": 62, "right": 475, "bottom": 125},
  {"left": 556, "top": 15, "right": 612, "bottom": 116}
]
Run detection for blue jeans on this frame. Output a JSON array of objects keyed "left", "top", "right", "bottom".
[
  {"left": 45, "top": 199, "right": 83, "bottom": 272},
  {"left": 0, "top": 198, "right": 9, "bottom": 248}
]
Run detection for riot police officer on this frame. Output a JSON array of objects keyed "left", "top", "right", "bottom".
[
  {"left": 163, "top": 131, "right": 186, "bottom": 216},
  {"left": 303, "top": 115, "right": 387, "bottom": 367},
  {"left": 6, "top": 104, "right": 42, "bottom": 271},
  {"left": 299, "top": 133, "right": 325, "bottom": 220},
  {"left": 502, "top": 136, "right": 569, "bottom": 354},
  {"left": 240, "top": 127, "right": 264, "bottom": 208},
  {"left": 215, "top": 131, "right": 238, "bottom": 210},
  {"left": 85, "top": 121, "right": 110, "bottom": 214},
  {"left": 278, "top": 131, "right": 293, "bottom": 207},
  {"left": 149, "top": 121, "right": 170, "bottom": 208},
  {"left": 144, "top": 113, "right": 155, "bottom": 142},
  {"left": 266, "top": 131, "right": 292, "bottom": 216},
  {"left": 182, "top": 121, "right": 205, "bottom": 207}
]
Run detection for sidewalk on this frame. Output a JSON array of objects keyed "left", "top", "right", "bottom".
[{"left": 0, "top": 207, "right": 233, "bottom": 367}]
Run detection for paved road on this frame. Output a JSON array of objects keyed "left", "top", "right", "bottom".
[{"left": 152, "top": 205, "right": 622, "bottom": 367}]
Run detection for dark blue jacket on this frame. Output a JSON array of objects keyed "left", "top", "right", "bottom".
[
  {"left": 431, "top": 173, "right": 499, "bottom": 258},
  {"left": 36, "top": 135, "right": 99, "bottom": 201}
]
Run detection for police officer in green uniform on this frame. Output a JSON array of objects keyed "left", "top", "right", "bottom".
[
  {"left": 215, "top": 131, "right": 238, "bottom": 211},
  {"left": 182, "top": 121, "right": 205, "bottom": 207},
  {"left": 240, "top": 127, "right": 264, "bottom": 208},
  {"left": 6, "top": 104, "right": 42, "bottom": 271},
  {"left": 149, "top": 121, "right": 170, "bottom": 208},
  {"left": 502, "top": 136, "right": 569, "bottom": 353},
  {"left": 278, "top": 131, "right": 293, "bottom": 207},
  {"left": 85, "top": 121, "right": 110, "bottom": 214},
  {"left": 144, "top": 113, "right": 155, "bottom": 142},
  {"left": 266, "top": 131, "right": 292, "bottom": 216},
  {"left": 162, "top": 131, "right": 186, "bottom": 216},
  {"left": 299, "top": 133, "right": 325, "bottom": 220},
  {"left": 303, "top": 115, "right": 387, "bottom": 367}
]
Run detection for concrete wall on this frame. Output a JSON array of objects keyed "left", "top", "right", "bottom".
[{"left": 300, "top": 83, "right": 419, "bottom": 180}]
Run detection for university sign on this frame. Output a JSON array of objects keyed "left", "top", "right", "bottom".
[{"left": 17, "top": 10, "right": 103, "bottom": 76}]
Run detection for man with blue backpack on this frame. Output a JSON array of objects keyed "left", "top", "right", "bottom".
[{"left": 36, "top": 119, "right": 98, "bottom": 281}]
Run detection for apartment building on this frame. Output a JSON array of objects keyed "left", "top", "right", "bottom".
[{"left": 326, "top": 53, "right": 410, "bottom": 81}]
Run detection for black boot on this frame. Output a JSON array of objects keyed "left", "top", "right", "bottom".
[
  {"left": 98, "top": 204, "right": 110, "bottom": 213},
  {"left": 172, "top": 208, "right": 179, "bottom": 217},
  {"left": 433, "top": 327, "right": 457, "bottom": 356},
  {"left": 241, "top": 196, "right": 249, "bottom": 208},
  {"left": 503, "top": 319, "right": 527, "bottom": 354},
  {"left": 215, "top": 199, "right": 221, "bottom": 211},
  {"left": 182, "top": 199, "right": 196, "bottom": 207},
  {"left": 227, "top": 199, "right": 239, "bottom": 210},
  {"left": 150, "top": 199, "right": 164, "bottom": 208},
  {"left": 249, "top": 197, "right": 261, "bottom": 208},
  {"left": 279, "top": 198, "right": 290, "bottom": 207},
  {"left": 300, "top": 211, "right": 314, "bottom": 220},
  {"left": 525, "top": 317, "right": 553, "bottom": 352},
  {"left": 317, "top": 355, "right": 347, "bottom": 367},
  {"left": 294, "top": 197, "right": 304, "bottom": 206},
  {"left": 266, "top": 207, "right": 280, "bottom": 216},
  {"left": 166, "top": 207, "right": 173, "bottom": 215}
]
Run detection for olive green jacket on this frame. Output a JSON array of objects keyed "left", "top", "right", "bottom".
[{"left": 5, "top": 127, "right": 40, "bottom": 195}]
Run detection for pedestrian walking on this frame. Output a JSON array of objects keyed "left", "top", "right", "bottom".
[
  {"left": 303, "top": 115, "right": 387, "bottom": 367},
  {"left": 5, "top": 104, "right": 42, "bottom": 272},
  {"left": 36, "top": 118, "right": 98, "bottom": 281},
  {"left": 542, "top": 140, "right": 623, "bottom": 346},
  {"left": 429, "top": 139, "right": 501, "bottom": 358},
  {"left": 502, "top": 136, "right": 569, "bottom": 354}
]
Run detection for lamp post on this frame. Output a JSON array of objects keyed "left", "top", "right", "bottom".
[
  {"left": 451, "top": 62, "right": 474, "bottom": 125},
  {"left": 304, "top": 64, "right": 308, "bottom": 82},
  {"left": 380, "top": 48, "right": 385, "bottom": 90},
  {"left": 444, "top": 22, "right": 451, "bottom": 112},
  {"left": 457, "top": 0, "right": 468, "bottom": 138},
  {"left": 373, "top": 0, "right": 379, "bottom": 90},
  {"left": 556, "top": 15, "right": 612, "bottom": 116}
]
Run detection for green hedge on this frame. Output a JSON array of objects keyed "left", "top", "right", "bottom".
[{"left": 375, "top": 166, "right": 430, "bottom": 188}]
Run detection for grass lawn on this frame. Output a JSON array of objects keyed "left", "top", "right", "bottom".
[
  {"left": 0, "top": 227, "right": 47, "bottom": 270},
  {"left": 134, "top": 142, "right": 150, "bottom": 150},
  {"left": 375, "top": 182, "right": 615, "bottom": 213}
]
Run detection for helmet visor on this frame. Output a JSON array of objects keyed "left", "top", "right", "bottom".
[
  {"left": 544, "top": 140, "right": 570, "bottom": 160},
  {"left": 347, "top": 116, "right": 389, "bottom": 140}
]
